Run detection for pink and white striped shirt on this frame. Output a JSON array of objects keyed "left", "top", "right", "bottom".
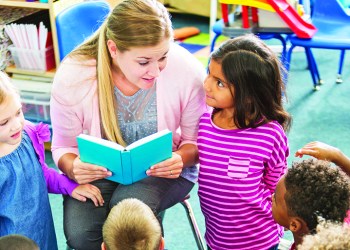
[{"left": 198, "top": 111, "right": 289, "bottom": 250}]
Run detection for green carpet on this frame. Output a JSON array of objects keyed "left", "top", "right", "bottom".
[{"left": 47, "top": 24, "right": 350, "bottom": 249}]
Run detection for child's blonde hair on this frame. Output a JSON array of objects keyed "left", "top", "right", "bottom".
[
  {"left": 103, "top": 198, "right": 162, "bottom": 250},
  {"left": 298, "top": 220, "right": 350, "bottom": 250},
  {"left": 0, "top": 234, "right": 39, "bottom": 250},
  {"left": 0, "top": 71, "right": 18, "bottom": 105}
]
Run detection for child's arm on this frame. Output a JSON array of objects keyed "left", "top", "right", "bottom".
[
  {"left": 24, "top": 121, "right": 104, "bottom": 206},
  {"left": 295, "top": 141, "right": 350, "bottom": 176},
  {"left": 264, "top": 129, "right": 289, "bottom": 194},
  {"left": 42, "top": 165, "right": 104, "bottom": 206}
]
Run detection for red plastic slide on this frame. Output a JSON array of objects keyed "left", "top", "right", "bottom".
[{"left": 267, "top": 0, "right": 317, "bottom": 38}]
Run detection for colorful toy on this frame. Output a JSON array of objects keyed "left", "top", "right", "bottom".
[{"left": 219, "top": 0, "right": 317, "bottom": 38}]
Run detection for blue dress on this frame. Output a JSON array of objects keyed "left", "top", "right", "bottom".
[{"left": 0, "top": 132, "right": 58, "bottom": 250}]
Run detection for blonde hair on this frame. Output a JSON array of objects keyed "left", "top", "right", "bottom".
[
  {"left": 298, "top": 221, "right": 350, "bottom": 250},
  {"left": 103, "top": 198, "right": 162, "bottom": 250},
  {"left": 0, "top": 71, "right": 18, "bottom": 105},
  {"left": 70, "top": 0, "right": 172, "bottom": 146},
  {"left": 0, "top": 234, "right": 39, "bottom": 250}
]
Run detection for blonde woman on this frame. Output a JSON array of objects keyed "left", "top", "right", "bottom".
[{"left": 50, "top": 0, "right": 206, "bottom": 249}]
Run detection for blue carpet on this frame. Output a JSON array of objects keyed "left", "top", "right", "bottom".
[{"left": 177, "top": 42, "right": 206, "bottom": 53}]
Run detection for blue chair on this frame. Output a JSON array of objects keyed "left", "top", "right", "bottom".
[
  {"left": 162, "top": 194, "right": 206, "bottom": 250},
  {"left": 210, "top": 13, "right": 235, "bottom": 53},
  {"left": 285, "top": 0, "right": 350, "bottom": 89},
  {"left": 56, "top": 1, "right": 111, "bottom": 61}
]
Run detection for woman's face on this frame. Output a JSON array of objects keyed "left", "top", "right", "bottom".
[{"left": 108, "top": 39, "right": 170, "bottom": 93}]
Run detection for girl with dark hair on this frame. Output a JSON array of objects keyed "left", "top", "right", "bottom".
[{"left": 197, "top": 34, "right": 291, "bottom": 250}]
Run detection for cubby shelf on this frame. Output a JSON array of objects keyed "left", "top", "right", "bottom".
[
  {"left": 0, "top": 0, "right": 50, "bottom": 9},
  {"left": 1, "top": 0, "right": 84, "bottom": 77}
]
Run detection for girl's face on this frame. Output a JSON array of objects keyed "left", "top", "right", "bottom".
[
  {"left": 0, "top": 93, "right": 24, "bottom": 147},
  {"left": 204, "top": 59, "right": 234, "bottom": 112},
  {"left": 108, "top": 39, "right": 170, "bottom": 94}
]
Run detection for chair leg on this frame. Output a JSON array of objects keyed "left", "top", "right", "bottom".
[
  {"left": 285, "top": 44, "right": 295, "bottom": 73},
  {"left": 336, "top": 50, "right": 345, "bottom": 84},
  {"left": 180, "top": 199, "right": 206, "bottom": 250},
  {"left": 272, "top": 34, "right": 287, "bottom": 65},
  {"left": 210, "top": 33, "right": 220, "bottom": 53},
  {"left": 305, "top": 48, "right": 321, "bottom": 90},
  {"left": 270, "top": 34, "right": 288, "bottom": 85}
]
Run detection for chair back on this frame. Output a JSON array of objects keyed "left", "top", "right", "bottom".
[
  {"left": 312, "top": 0, "right": 350, "bottom": 23},
  {"left": 56, "top": 1, "right": 111, "bottom": 61}
]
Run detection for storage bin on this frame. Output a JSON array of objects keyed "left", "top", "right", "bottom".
[
  {"left": 258, "top": 10, "right": 289, "bottom": 28},
  {"left": 8, "top": 45, "right": 55, "bottom": 71},
  {"left": 21, "top": 91, "right": 51, "bottom": 123}
]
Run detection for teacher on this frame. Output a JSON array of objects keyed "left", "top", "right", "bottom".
[{"left": 50, "top": 0, "right": 207, "bottom": 249}]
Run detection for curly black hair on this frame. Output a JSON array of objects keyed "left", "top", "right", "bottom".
[{"left": 284, "top": 158, "right": 350, "bottom": 232}]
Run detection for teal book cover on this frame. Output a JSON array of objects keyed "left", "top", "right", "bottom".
[{"left": 77, "top": 129, "right": 173, "bottom": 185}]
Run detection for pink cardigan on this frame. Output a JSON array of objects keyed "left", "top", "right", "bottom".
[{"left": 50, "top": 43, "right": 207, "bottom": 165}]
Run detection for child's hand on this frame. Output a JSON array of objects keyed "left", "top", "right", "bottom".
[
  {"left": 71, "top": 184, "right": 104, "bottom": 207},
  {"left": 295, "top": 141, "right": 338, "bottom": 162}
]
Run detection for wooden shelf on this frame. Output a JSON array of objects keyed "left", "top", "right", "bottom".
[
  {"left": 5, "top": 65, "right": 56, "bottom": 78},
  {"left": 1, "top": 0, "right": 85, "bottom": 76},
  {"left": 0, "top": 0, "right": 50, "bottom": 9}
]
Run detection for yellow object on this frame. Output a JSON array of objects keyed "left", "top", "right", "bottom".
[
  {"left": 297, "top": 4, "right": 305, "bottom": 16},
  {"left": 44, "top": 141, "right": 51, "bottom": 151},
  {"left": 219, "top": 0, "right": 274, "bottom": 11}
]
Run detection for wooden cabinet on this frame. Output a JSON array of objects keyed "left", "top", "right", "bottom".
[{"left": 1, "top": 0, "right": 83, "bottom": 78}]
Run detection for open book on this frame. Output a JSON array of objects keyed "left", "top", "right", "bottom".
[{"left": 77, "top": 130, "right": 173, "bottom": 185}]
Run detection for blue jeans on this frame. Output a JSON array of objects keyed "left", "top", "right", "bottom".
[{"left": 64, "top": 176, "right": 194, "bottom": 250}]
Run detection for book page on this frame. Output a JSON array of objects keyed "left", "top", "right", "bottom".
[
  {"left": 126, "top": 129, "right": 171, "bottom": 150},
  {"left": 78, "top": 134, "right": 125, "bottom": 151}
]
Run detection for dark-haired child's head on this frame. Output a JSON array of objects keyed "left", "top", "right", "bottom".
[
  {"left": 272, "top": 159, "right": 350, "bottom": 241},
  {"left": 205, "top": 34, "right": 290, "bottom": 131}
]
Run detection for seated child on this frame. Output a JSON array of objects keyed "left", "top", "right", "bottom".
[
  {"left": 298, "top": 220, "right": 350, "bottom": 249},
  {"left": 272, "top": 158, "right": 350, "bottom": 250},
  {"left": 296, "top": 141, "right": 350, "bottom": 224},
  {"left": 102, "top": 198, "right": 164, "bottom": 250},
  {"left": 0, "top": 234, "right": 39, "bottom": 250},
  {"left": 0, "top": 71, "right": 104, "bottom": 249}
]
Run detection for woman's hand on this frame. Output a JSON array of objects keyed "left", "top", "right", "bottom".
[
  {"left": 146, "top": 152, "right": 184, "bottom": 178},
  {"left": 71, "top": 156, "right": 112, "bottom": 184},
  {"left": 71, "top": 184, "right": 104, "bottom": 207}
]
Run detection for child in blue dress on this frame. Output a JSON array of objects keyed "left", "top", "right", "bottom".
[{"left": 0, "top": 72, "right": 104, "bottom": 250}]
